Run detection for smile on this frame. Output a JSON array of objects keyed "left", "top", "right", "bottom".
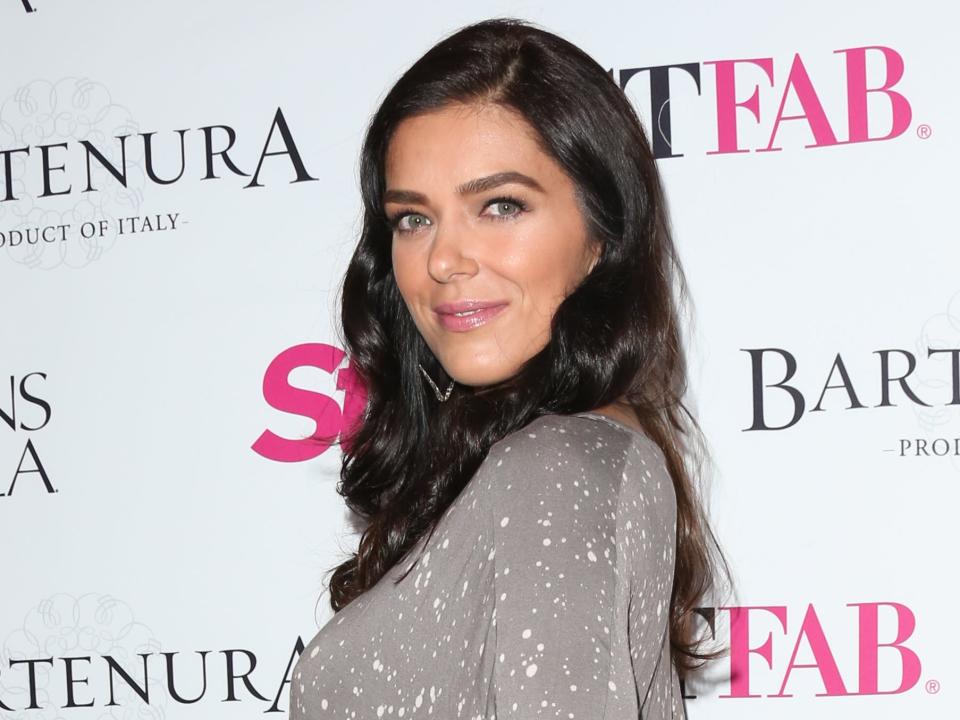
[{"left": 434, "top": 303, "right": 509, "bottom": 332}]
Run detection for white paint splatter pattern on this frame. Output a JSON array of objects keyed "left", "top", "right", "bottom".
[{"left": 290, "top": 412, "right": 685, "bottom": 719}]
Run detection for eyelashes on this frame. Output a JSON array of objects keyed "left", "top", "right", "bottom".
[{"left": 386, "top": 195, "right": 529, "bottom": 234}]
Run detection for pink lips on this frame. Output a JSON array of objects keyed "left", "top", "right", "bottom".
[{"left": 433, "top": 300, "right": 509, "bottom": 332}]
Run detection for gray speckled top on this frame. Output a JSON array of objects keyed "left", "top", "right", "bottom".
[{"left": 290, "top": 411, "right": 685, "bottom": 719}]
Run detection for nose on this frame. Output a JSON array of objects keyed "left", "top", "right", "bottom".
[{"left": 426, "top": 218, "right": 479, "bottom": 284}]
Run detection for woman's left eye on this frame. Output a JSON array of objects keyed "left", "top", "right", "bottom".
[{"left": 484, "top": 197, "right": 527, "bottom": 219}]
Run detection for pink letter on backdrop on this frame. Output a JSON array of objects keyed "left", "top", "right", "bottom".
[
  {"left": 251, "top": 342, "right": 347, "bottom": 462},
  {"left": 335, "top": 357, "right": 368, "bottom": 455},
  {"left": 849, "top": 602, "right": 922, "bottom": 694},
  {"left": 761, "top": 53, "right": 839, "bottom": 152},
  {"left": 719, "top": 605, "right": 788, "bottom": 698},
  {"left": 772, "top": 603, "right": 849, "bottom": 697},
  {"left": 705, "top": 57, "right": 774, "bottom": 154},
  {"left": 835, "top": 46, "right": 912, "bottom": 143}
]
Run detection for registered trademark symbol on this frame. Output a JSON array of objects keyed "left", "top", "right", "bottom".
[
  {"left": 917, "top": 124, "right": 932, "bottom": 139},
  {"left": 925, "top": 679, "right": 940, "bottom": 694}
]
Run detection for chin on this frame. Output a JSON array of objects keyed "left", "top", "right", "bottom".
[{"left": 444, "top": 359, "right": 520, "bottom": 388}]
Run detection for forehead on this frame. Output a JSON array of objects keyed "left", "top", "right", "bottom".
[{"left": 384, "top": 103, "right": 555, "bottom": 187}]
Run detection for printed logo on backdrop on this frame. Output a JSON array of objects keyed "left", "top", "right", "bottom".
[
  {"left": 252, "top": 344, "right": 367, "bottom": 463},
  {"left": 740, "top": 290, "right": 960, "bottom": 460},
  {"left": 0, "top": 78, "right": 147, "bottom": 269},
  {"left": 19, "top": 0, "right": 36, "bottom": 13},
  {"left": 0, "top": 371, "right": 56, "bottom": 499},
  {"left": 1, "top": 594, "right": 167, "bottom": 716},
  {"left": 681, "top": 601, "right": 939, "bottom": 702},
  {"left": 0, "top": 76, "right": 314, "bottom": 269},
  {"left": 616, "top": 45, "right": 924, "bottom": 159},
  {"left": 1, "top": 593, "right": 303, "bottom": 714}
]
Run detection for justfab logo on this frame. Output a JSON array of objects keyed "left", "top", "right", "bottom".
[
  {"left": 685, "top": 602, "right": 929, "bottom": 699},
  {"left": 618, "top": 46, "right": 916, "bottom": 159},
  {"left": 20, "top": 0, "right": 36, "bottom": 12}
]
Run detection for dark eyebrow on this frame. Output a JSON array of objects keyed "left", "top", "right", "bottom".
[{"left": 383, "top": 170, "right": 545, "bottom": 205}]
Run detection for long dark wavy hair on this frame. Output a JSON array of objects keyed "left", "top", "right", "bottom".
[{"left": 322, "top": 16, "right": 732, "bottom": 680}]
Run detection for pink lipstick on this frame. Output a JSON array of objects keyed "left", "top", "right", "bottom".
[{"left": 433, "top": 300, "right": 509, "bottom": 332}]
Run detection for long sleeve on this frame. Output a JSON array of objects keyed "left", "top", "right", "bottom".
[{"left": 485, "top": 415, "right": 680, "bottom": 719}]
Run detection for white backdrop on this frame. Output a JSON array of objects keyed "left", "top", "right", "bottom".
[{"left": 1, "top": 1, "right": 956, "bottom": 718}]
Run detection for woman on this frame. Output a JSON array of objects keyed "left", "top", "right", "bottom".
[{"left": 291, "top": 16, "right": 729, "bottom": 720}]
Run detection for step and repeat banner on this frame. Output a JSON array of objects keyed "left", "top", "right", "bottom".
[{"left": 1, "top": 1, "right": 955, "bottom": 718}]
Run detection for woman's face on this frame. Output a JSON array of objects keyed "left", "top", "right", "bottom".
[{"left": 386, "top": 102, "right": 600, "bottom": 387}]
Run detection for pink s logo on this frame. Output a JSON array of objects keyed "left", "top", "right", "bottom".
[{"left": 251, "top": 343, "right": 367, "bottom": 462}]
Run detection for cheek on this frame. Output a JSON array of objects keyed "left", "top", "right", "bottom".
[
  {"left": 503, "top": 229, "right": 586, "bottom": 308},
  {"left": 391, "top": 243, "right": 418, "bottom": 298}
]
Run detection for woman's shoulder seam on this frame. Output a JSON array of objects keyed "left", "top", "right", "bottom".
[{"left": 485, "top": 412, "right": 638, "bottom": 466}]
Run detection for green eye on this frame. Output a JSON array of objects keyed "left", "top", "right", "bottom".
[
  {"left": 389, "top": 211, "right": 431, "bottom": 234},
  {"left": 484, "top": 195, "right": 528, "bottom": 219},
  {"left": 489, "top": 201, "right": 520, "bottom": 216}
]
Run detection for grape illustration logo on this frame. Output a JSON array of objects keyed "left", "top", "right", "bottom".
[
  {"left": 0, "top": 593, "right": 168, "bottom": 717},
  {"left": 0, "top": 77, "right": 146, "bottom": 269}
]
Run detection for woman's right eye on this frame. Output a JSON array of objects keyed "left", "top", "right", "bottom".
[{"left": 390, "top": 212, "right": 432, "bottom": 234}]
